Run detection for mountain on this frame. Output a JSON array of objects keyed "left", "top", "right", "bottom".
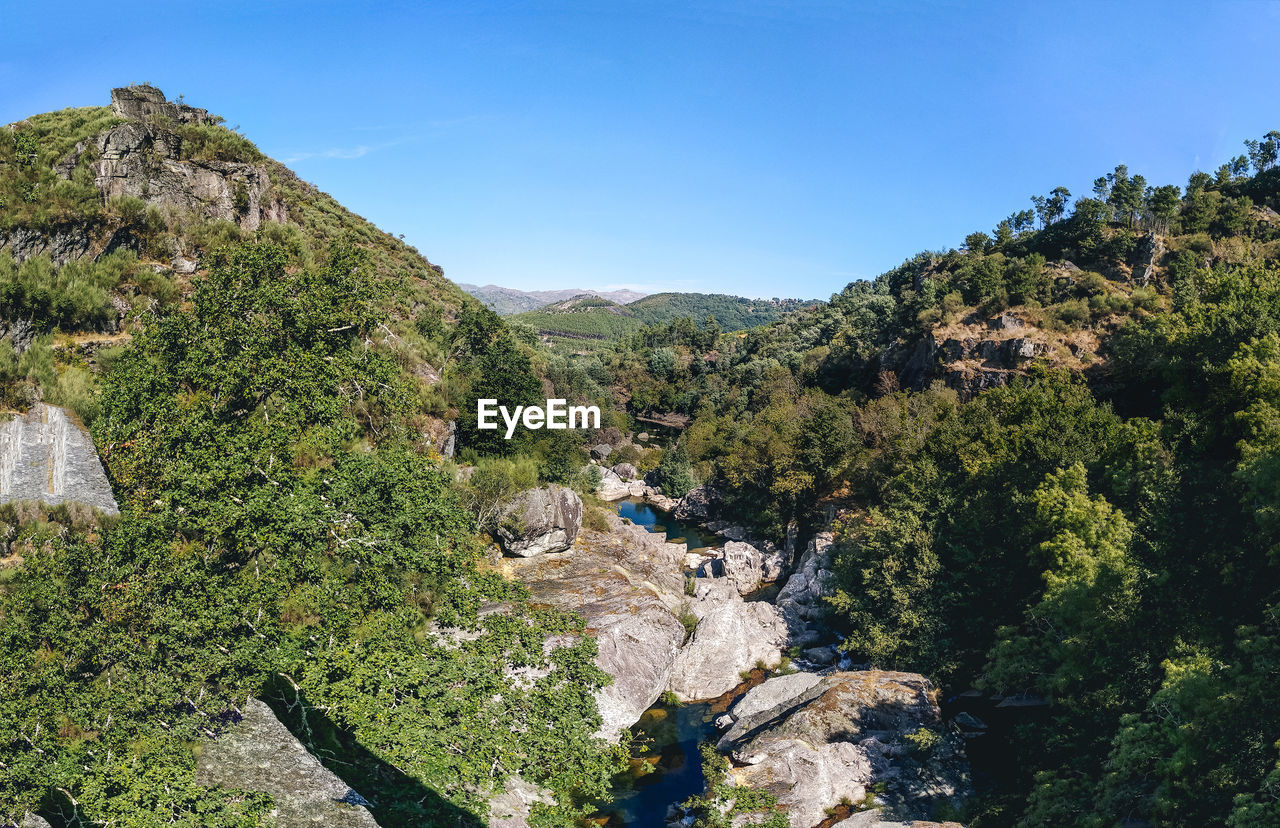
[
  {"left": 511, "top": 291, "right": 821, "bottom": 349},
  {"left": 458, "top": 283, "right": 647, "bottom": 314}
]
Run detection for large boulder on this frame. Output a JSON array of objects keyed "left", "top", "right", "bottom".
[
  {"left": 589, "top": 443, "right": 613, "bottom": 461},
  {"left": 720, "top": 671, "right": 972, "bottom": 826},
  {"left": 594, "top": 469, "right": 632, "bottom": 501},
  {"left": 716, "top": 671, "right": 823, "bottom": 745},
  {"left": 696, "top": 540, "right": 786, "bottom": 595},
  {"left": 666, "top": 578, "right": 792, "bottom": 701},
  {"left": 194, "top": 698, "right": 379, "bottom": 827},
  {"left": 611, "top": 462, "right": 639, "bottom": 481},
  {"left": 673, "top": 483, "right": 721, "bottom": 521},
  {"left": 504, "top": 511, "right": 688, "bottom": 739},
  {"left": 0, "top": 404, "right": 119, "bottom": 514},
  {"left": 496, "top": 485, "right": 582, "bottom": 557}
]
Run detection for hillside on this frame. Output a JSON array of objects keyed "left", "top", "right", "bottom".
[
  {"left": 511, "top": 291, "right": 820, "bottom": 350},
  {"left": 511, "top": 294, "right": 641, "bottom": 344},
  {"left": 0, "top": 86, "right": 626, "bottom": 828},
  {"left": 602, "top": 134, "right": 1280, "bottom": 826},
  {"left": 7, "top": 83, "right": 1280, "bottom": 828},
  {"left": 627, "top": 292, "right": 818, "bottom": 330},
  {"left": 459, "top": 282, "right": 646, "bottom": 314}
]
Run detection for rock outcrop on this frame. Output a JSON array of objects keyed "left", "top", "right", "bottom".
[
  {"left": 718, "top": 671, "right": 971, "bottom": 827},
  {"left": 503, "top": 511, "right": 688, "bottom": 738},
  {"left": 0, "top": 404, "right": 118, "bottom": 514},
  {"left": 696, "top": 539, "right": 787, "bottom": 595},
  {"left": 496, "top": 485, "right": 582, "bottom": 556},
  {"left": 110, "top": 84, "right": 212, "bottom": 125},
  {"left": 1134, "top": 232, "right": 1165, "bottom": 285},
  {"left": 673, "top": 483, "right": 722, "bottom": 521},
  {"left": 775, "top": 531, "right": 835, "bottom": 624},
  {"left": 49, "top": 87, "right": 286, "bottom": 240},
  {"left": 72, "top": 120, "right": 283, "bottom": 232},
  {"left": 0, "top": 226, "right": 93, "bottom": 266},
  {"left": 194, "top": 698, "right": 379, "bottom": 827},
  {"left": 666, "top": 578, "right": 791, "bottom": 701}
]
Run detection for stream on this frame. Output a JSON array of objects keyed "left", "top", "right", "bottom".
[
  {"left": 616, "top": 498, "right": 721, "bottom": 552},
  {"left": 595, "top": 499, "right": 725, "bottom": 826},
  {"left": 596, "top": 700, "right": 716, "bottom": 827}
]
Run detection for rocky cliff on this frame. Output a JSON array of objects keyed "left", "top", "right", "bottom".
[
  {"left": 66, "top": 87, "right": 286, "bottom": 232},
  {"left": 0, "top": 404, "right": 117, "bottom": 514},
  {"left": 2, "top": 86, "right": 288, "bottom": 268}
]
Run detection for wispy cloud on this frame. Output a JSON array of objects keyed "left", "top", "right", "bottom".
[
  {"left": 277, "top": 145, "right": 373, "bottom": 163},
  {"left": 274, "top": 115, "right": 494, "bottom": 164}
]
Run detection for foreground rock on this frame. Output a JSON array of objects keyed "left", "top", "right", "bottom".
[
  {"left": 496, "top": 485, "right": 582, "bottom": 556},
  {"left": 0, "top": 404, "right": 119, "bottom": 514},
  {"left": 718, "top": 671, "right": 971, "bottom": 827},
  {"left": 194, "top": 698, "right": 379, "bottom": 827},
  {"left": 503, "top": 512, "right": 687, "bottom": 738},
  {"left": 666, "top": 578, "right": 793, "bottom": 701}
]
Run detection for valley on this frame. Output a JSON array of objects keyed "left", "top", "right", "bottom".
[{"left": 1, "top": 82, "right": 1280, "bottom": 828}]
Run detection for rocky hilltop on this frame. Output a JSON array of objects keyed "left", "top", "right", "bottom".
[{"left": 1, "top": 84, "right": 466, "bottom": 312}]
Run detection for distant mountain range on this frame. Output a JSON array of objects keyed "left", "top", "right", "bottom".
[
  {"left": 458, "top": 283, "right": 648, "bottom": 315},
  {"left": 510, "top": 291, "right": 822, "bottom": 349}
]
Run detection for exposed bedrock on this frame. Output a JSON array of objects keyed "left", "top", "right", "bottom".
[{"left": 0, "top": 404, "right": 118, "bottom": 514}]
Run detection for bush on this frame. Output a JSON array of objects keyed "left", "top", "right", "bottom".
[
  {"left": 582, "top": 506, "right": 610, "bottom": 533},
  {"left": 1049, "top": 299, "right": 1090, "bottom": 328}
]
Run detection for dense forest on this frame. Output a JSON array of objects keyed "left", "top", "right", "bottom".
[{"left": 3, "top": 85, "right": 1280, "bottom": 828}]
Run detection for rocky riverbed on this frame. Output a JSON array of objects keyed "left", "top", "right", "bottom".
[{"left": 498, "top": 484, "right": 972, "bottom": 827}]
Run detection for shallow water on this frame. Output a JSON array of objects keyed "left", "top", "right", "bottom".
[
  {"left": 595, "top": 498, "right": 728, "bottom": 826},
  {"left": 596, "top": 702, "right": 716, "bottom": 827},
  {"left": 617, "top": 497, "right": 721, "bottom": 552}
]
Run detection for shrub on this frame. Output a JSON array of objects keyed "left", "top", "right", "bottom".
[
  {"left": 1049, "top": 299, "right": 1090, "bottom": 328},
  {"left": 582, "top": 506, "right": 610, "bottom": 533}
]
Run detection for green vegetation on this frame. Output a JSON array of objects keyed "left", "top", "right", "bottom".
[
  {"left": 598, "top": 131, "right": 1280, "bottom": 825},
  {"left": 0, "top": 242, "right": 624, "bottom": 826},
  {"left": 5, "top": 87, "right": 1280, "bottom": 828},
  {"left": 512, "top": 292, "right": 817, "bottom": 351},
  {"left": 678, "top": 742, "right": 789, "bottom": 828}
]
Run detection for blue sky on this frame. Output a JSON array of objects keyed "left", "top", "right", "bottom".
[{"left": 4, "top": 1, "right": 1279, "bottom": 299}]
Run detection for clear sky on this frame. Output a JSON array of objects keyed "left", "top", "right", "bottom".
[{"left": 4, "top": 1, "right": 1279, "bottom": 299}]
